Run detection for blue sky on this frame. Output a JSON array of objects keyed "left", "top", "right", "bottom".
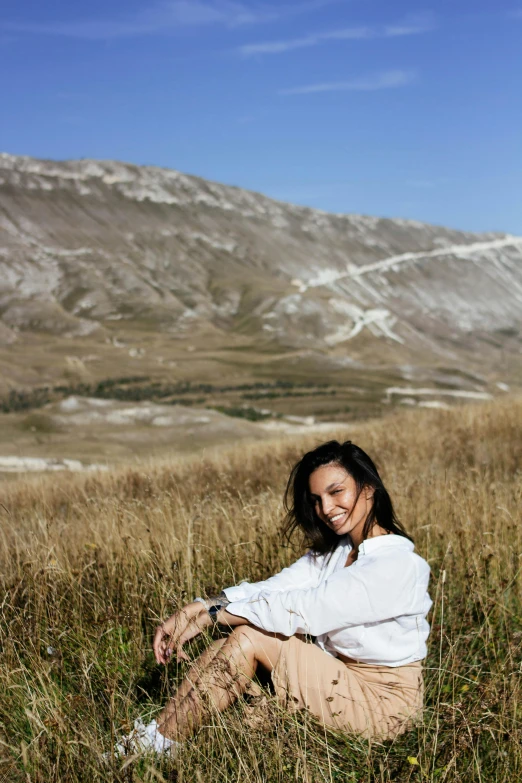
[{"left": 1, "top": 0, "right": 521, "bottom": 233}]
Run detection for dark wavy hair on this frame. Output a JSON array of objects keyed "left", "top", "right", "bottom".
[{"left": 283, "top": 440, "right": 412, "bottom": 555}]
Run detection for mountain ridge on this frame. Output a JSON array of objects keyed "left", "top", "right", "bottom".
[{"left": 1, "top": 151, "right": 521, "bottom": 402}]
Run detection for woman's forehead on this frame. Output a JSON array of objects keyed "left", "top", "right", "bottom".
[{"left": 309, "top": 463, "right": 352, "bottom": 490}]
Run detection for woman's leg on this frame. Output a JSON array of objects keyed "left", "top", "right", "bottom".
[
  {"left": 159, "top": 634, "right": 228, "bottom": 726},
  {"left": 157, "top": 625, "right": 285, "bottom": 741}
]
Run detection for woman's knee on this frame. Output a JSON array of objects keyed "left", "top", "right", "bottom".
[
  {"left": 227, "top": 625, "right": 273, "bottom": 664},
  {"left": 229, "top": 625, "right": 284, "bottom": 671},
  {"left": 228, "top": 624, "right": 259, "bottom": 652}
]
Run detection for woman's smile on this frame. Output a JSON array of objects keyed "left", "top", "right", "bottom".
[
  {"left": 308, "top": 463, "right": 376, "bottom": 545},
  {"left": 328, "top": 510, "right": 348, "bottom": 526}
]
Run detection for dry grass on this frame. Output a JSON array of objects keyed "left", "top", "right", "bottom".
[{"left": 0, "top": 397, "right": 521, "bottom": 782}]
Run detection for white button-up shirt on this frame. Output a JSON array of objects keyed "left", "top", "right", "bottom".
[{"left": 224, "top": 534, "right": 432, "bottom": 666}]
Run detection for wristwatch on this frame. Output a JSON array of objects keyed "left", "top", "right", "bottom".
[
  {"left": 207, "top": 604, "right": 222, "bottom": 624},
  {"left": 193, "top": 592, "right": 230, "bottom": 625}
]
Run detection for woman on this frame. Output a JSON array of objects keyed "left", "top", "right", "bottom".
[{"left": 112, "top": 440, "right": 432, "bottom": 756}]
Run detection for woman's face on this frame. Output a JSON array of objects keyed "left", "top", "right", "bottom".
[{"left": 309, "top": 463, "right": 374, "bottom": 538}]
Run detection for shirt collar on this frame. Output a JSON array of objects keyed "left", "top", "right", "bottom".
[{"left": 358, "top": 535, "right": 414, "bottom": 556}]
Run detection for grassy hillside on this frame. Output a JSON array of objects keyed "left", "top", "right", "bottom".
[{"left": 0, "top": 397, "right": 521, "bottom": 782}]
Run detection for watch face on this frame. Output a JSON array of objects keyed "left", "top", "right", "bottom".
[{"left": 208, "top": 605, "right": 220, "bottom": 619}]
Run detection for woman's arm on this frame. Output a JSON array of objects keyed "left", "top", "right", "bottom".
[
  {"left": 153, "top": 602, "right": 204, "bottom": 664},
  {"left": 153, "top": 602, "right": 251, "bottom": 664},
  {"left": 225, "top": 553, "right": 428, "bottom": 638},
  {"left": 220, "top": 549, "right": 324, "bottom": 604},
  {"left": 155, "top": 549, "right": 329, "bottom": 663}
]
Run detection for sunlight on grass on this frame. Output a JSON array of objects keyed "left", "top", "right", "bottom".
[{"left": 0, "top": 397, "right": 521, "bottom": 781}]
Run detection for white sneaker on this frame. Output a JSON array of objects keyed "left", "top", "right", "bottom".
[{"left": 105, "top": 718, "right": 180, "bottom": 761}]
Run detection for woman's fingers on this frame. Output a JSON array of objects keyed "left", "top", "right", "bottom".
[
  {"left": 153, "top": 609, "right": 206, "bottom": 664},
  {"left": 153, "top": 625, "right": 164, "bottom": 664},
  {"left": 153, "top": 624, "right": 176, "bottom": 664},
  {"left": 153, "top": 613, "right": 182, "bottom": 662}
]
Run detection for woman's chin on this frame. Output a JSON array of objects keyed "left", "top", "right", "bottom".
[{"left": 331, "top": 523, "right": 350, "bottom": 536}]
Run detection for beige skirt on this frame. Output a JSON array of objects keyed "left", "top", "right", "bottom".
[{"left": 271, "top": 635, "right": 424, "bottom": 740}]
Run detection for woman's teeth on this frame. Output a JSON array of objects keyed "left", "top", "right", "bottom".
[{"left": 329, "top": 512, "right": 345, "bottom": 523}]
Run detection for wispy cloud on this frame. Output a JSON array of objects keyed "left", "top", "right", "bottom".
[
  {"left": 2, "top": 0, "right": 338, "bottom": 40},
  {"left": 240, "top": 26, "right": 371, "bottom": 55},
  {"left": 239, "top": 13, "right": 435, "bottom": 56},
  {"left": 279, "top": 69, "right": 417, "bottom": 95},
  {"left": 383, "top": 14, "right": 436, "bottom": 37}
]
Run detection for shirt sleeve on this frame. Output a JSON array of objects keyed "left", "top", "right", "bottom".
[
  {"left": 222, "top": 550, "right": 324, "bottom": 604},
  {"left": 226, "top": 554, "right": 419, "bottom": 637}
]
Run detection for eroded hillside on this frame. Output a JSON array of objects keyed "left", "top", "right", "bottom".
[{"left": 0, "top": 152, "right": 520, "bottom": 458}]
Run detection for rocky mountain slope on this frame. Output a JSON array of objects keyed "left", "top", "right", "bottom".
[{"left": 1, "top": 152, "right": 521, "bottom": 400}]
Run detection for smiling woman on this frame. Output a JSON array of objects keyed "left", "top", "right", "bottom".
[
  {"left": 283, "top": 440, "right": 413, "bottom": 554},
  {"left": 108, "top": 440, "right": 432, "bottom": 758}
]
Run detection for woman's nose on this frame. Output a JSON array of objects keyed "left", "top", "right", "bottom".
[{"left": 321, "top": 497, "right": 335, "bottom": 516}]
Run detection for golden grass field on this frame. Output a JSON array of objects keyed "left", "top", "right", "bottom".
[{"left": 0, "top": 397, "right": 521, "bottom": 782}]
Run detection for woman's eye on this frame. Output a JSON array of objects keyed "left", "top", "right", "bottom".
[{"left": 332, "top": 489, "right": 341, "bottom": 495}]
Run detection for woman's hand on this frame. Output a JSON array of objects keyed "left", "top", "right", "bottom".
[{"left": 153, "top": 602, "right": 211, "bottom": 664}]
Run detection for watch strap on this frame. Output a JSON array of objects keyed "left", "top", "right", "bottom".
[{"left": 207, "top": 604, "right": 222, "bottom": 623}]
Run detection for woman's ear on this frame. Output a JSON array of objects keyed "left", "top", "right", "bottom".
[{"left": 364, "top": 486, "right": 375, "bottom": 501}]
